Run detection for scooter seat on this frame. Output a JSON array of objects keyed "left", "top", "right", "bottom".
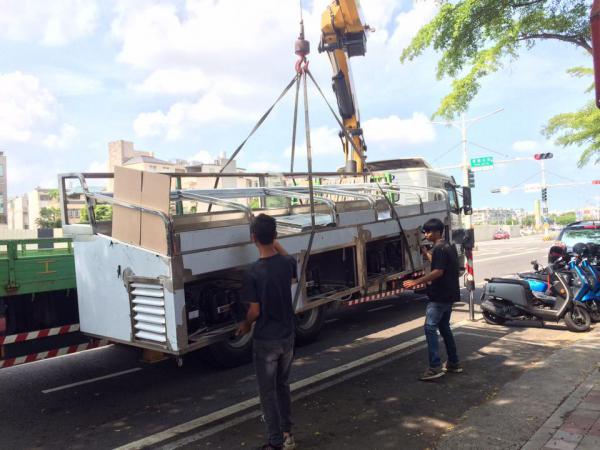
[
  {"left": 518, "top": 272, "right": 546, "bottom": 281},
  {"left": 489, "top": 278, "right": 532, "bottom": 291}
]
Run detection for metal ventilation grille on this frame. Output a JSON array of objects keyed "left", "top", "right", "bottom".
[{"left": 129, "top": 282, "right": 167, "bottom": 344}]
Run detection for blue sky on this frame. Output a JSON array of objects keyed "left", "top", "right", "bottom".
[{"left": 1, "top": 0, "right": 598, "bottom": 213}]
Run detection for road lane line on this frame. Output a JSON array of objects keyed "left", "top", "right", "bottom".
[
  {"left": 475, "top": 249, "right": 544, "bottom": 263},
  {"left": 42, "top": 368, "right": 142, "bottom": 394},
  {"left": 115, "top": 321, "right": 469, "bottom": 450}
]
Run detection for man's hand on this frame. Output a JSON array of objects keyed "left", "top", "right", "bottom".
[
  {"left": 235, "top": 321, "right": 252, "bottom": 336},
  {"left": 403, "top": 279, "right": 419, "bottom": 289}
]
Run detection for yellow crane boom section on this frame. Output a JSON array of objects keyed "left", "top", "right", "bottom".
[{"left": 319, "top": 0, "right": 369, "bottom": 172}]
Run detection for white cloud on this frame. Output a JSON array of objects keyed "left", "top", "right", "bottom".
[
  {"left": 133, "top": 93, "right": 256, "bottom": 140},
  {"left": 188, "top": 150, "right": 214, "bottom": 164},
  {"left": 87, "top": 160, "right": 108, "bottom": 172},
  {"left": 0, "top": 0, "right": 98, "bottom": 45},
  {"left": 512, "top": 140, "right": 540, "bottom": 152},
  {"left": 246, "top": 161, "right": 284, "bottom": 172},
  {"left": 363, "top": 113, "right": 436, "bottom": 146},
  {"left": 44, "top": 124, "right": 79, "bottom": 149},
  {"left": 0, "top": 72, "right": 57, "bottom": 142},
  {"left": 135, "top": 69, "right": 210, "bottom": 95},
  {"left": 389, "top": 1, "right": 439, "bottom": 49},
  {"left": 284, "top": 126, "right": 342, "bottom": 157}
]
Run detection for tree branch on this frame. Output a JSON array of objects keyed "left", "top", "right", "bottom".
[
  {"left": 517, "top": 33, "right": 592, "bottom": 53},
  {"left": 510, "top": 0, "right": 546, "bottom": 7}
]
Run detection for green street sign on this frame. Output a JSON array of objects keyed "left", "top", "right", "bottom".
[{"left": 470, "top": 156, "right": 494, "bottom": 169}]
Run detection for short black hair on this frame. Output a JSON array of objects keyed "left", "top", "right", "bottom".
[
  {"left": 250, "top": 214, "right": 277, "bottom": 245},
  {"left": 422, "top": 218, "right": 444, "bottom": 234}
]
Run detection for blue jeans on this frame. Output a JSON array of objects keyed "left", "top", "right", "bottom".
[
  {"left": 425, "top": 302, "right": 459, "bottom": 369},
  {"left": 253, "top": 335, "right": 294, "bottom": 446}
]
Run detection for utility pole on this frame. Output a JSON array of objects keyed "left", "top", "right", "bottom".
[{"left": 432, "top": 108, "right": 503, "bottom": 229}]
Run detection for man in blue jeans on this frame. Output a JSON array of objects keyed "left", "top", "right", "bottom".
[
  {"left": 236, "top": 214, "right": 297, "bottom": 450},
  {"left": 403, "top": 218, "right": 463, "bottom": 381}
]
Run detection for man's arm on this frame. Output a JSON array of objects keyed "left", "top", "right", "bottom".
[
  {"left": 402, "top": 269, "right": 444, "bottom": 289},
  {"left": 235, "top": 302, "right": 260, "bottom": 336}
]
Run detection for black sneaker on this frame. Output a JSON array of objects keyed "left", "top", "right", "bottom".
[
  {"left": 419, "top": 367, "right": 445, "bottom": 381},
  {"left": 443, "top": 361, "right": 463, "bottom": 373}
]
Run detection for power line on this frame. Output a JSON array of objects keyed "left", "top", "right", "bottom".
[
  {"left": 431, "top": 142, "right": 462, "bottom": 163},
  {"left": 469, "top": 141, "right": 511, "bottom": 158}
]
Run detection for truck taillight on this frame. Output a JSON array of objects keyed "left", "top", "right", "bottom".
[{"left": 592, "top": 0, "right": 600, "bottom": 108}]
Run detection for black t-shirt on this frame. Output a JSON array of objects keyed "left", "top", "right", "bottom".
[
  {"left": 427, "top": 241, "right": 460, "bottom": 303},
  {"left": 242, "top": 254, "right": 297, "bottom": 340}
]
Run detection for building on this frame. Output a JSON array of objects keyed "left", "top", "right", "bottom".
[
  {"left": 7, "top": 187, "right": 94, "bottom": 230},
  {"left": 0, "top": 152, "right": 7, "bottom": 224},
  {"left": 108, "top": 140, "right": 155, "bottom": 173},
  {"left": 471, "top": 207, "right": 526, "bottom": 225}
]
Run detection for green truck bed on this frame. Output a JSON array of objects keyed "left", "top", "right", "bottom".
[{"left": 0, "top": 238, "right": 76, "bottom": 297}]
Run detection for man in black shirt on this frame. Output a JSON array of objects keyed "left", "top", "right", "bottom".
[
  {"left": 403, "top": 218, "right": 462, "bottom": 381},
  {"left": 237, "top": 214, "right": 297, "bottom": 450}
]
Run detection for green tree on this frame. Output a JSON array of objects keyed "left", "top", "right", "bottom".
[
  {"left": 79, "top": 205, "right": 113, "bottom": 223},
  {"left": 542, "top": 67, "right": 600, "bottom": 166},
  {"left": 556, "top": 211, "right": 577, "bottom": 225},
  {"left": 35, "top": 207, "right": 62, "bottom": 229},
  {"left": 402, "top": 1, "right": 598, "bottom": 165},
  {"left": 401, "top": 1, "right": 591, "bottom": 119}
]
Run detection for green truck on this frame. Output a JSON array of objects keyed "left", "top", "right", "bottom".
[{"left": 0, "top": 238, "right": 100, "bottom": 369}]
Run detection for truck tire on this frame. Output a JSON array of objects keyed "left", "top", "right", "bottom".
[
  {"left": 207, "top": 332, "right": 254, "bottom": 368},
  {"left": 294, "top": 306, "right": 325, "bottom": 346},
  {"left": 564, "top": 306, "right": 591, "bottom": 332}
]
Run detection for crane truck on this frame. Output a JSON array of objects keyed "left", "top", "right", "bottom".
[{"left": 0, "top": 0, "right": 473, "bottom": 369}]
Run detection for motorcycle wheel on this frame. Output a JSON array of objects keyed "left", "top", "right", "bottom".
[
  {"left": 564, "top": 306, "right": 592, "bottom": 332},
  {"left": 483, "top": 310, "right": 506, "bottom": 325}
]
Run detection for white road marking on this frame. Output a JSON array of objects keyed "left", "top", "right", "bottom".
[
  {"left": 115, "top": 321, "right": 470, "bottom": 450},
  {"left": 475, "top": 249, "right": 544, "bottom": 263},
  {"left": 42, "top": 368, "right": 142, "bottom": 394}
]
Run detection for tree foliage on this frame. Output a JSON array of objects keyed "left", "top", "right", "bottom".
[
  {"left": 35, "top": 207, "right": 62, "bottom": 229},
  {"left": 401, "top": 0, "right": 592, "bottom": 119},
  {"left": 79, "top": 205, "right": 113, "bottom": 223},
  {"left": 543, "top": 68, "right": 600, "bottom": 166}
]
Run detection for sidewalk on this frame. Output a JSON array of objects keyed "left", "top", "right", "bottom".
[
  {"left": 436, "top": 328, "right": 600, "bottom": 450},
  {"left": 523, "top": 367, "right": 600, "bottom": 450}
]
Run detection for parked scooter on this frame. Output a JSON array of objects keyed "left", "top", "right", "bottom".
[
  {"left": 481, "top": 257, "right": 592, "bottom": 332},
  {"left": 517, "top": 244, "right": 600, "bottom": 321}
]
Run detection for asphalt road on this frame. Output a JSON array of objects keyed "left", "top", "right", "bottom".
[{"left": 0, "top": 236, "right": 558, "bottom": 450}]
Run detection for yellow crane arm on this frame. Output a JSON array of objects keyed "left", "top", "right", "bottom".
[{"left": 319, "top": 0, "right": 370, "bottom": 172}]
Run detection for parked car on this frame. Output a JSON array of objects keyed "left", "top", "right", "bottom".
[
  {"left": 557, "top": 221, "right": 600, "bottom": 250},
  {"left": 493, "top": 230, "right": 511, "bottom": 240}
]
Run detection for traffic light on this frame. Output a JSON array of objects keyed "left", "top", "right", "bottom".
[
  {"left": 541, "top": 187, "right": 548, "bottom": 202},
  {"left": 593, "top": 180, "right": 600, "bottom": 185},
  {"left": 534, "top": 153, "right": 554, "bottom": 160},
  {"left": 467, "top": 169, "right": 475, "bottom": 188}
]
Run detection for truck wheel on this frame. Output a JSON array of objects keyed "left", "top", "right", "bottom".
[
  {"left": 482, "top": 310, "right": 506, "bottom": 325},
  {"left": 207, "top": 332, "right": 253, "bottom": 368},
  {"left": 295, "top": 306, "right": 325, "bottom": 346},
  {"left": 564, "top": 306, "right": 591, "bottom": 332}
]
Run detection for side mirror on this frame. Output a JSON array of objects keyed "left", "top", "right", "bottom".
[{"left": 462, "top": 186, "right": 473, "bottom": 215}]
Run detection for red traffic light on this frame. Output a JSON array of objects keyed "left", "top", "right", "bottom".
[
  {"left": 534, "top": 153, "right": 553, "bottom": 160},
  {"left": 593, "top": 180, "right": 600, "bottom": 185}
]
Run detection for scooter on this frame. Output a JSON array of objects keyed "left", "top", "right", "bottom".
[
  {"left": 517, "top": 256, "right": 600, "bottom": 321},
  {"left": 481, "top": 258, "right": 592, "bottom": 332}
]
